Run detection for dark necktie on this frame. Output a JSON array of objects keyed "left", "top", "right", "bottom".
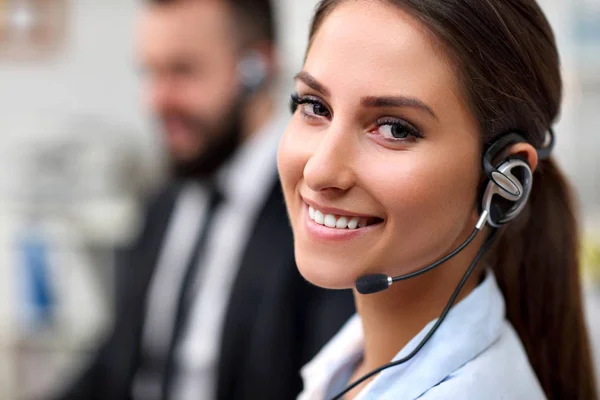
[{"left": 161, "top": 186, "right": 223, "bottom": 400}]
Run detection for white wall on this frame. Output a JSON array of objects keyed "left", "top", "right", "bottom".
[
  {"left": 0, "top": 3, "right": 154, "bottom": 398},
  {"left": 0, "top": 0, "right": 145, "bottom": 129}
]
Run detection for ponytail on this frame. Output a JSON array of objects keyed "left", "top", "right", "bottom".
[{"left": 491, "top": 158, "right": 597, "bottom": 399}]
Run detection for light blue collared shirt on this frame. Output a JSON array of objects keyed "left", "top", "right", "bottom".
[{"left": 298, "top": 271, "right": 546, "bottom": 400}]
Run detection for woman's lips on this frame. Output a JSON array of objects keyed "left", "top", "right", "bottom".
[
  {"left": 307, "top": 205, "right": 381, "bottom": 229},
  {"left": 302, "top": 197, "right": 381, "bottom": 220},
  {"left": 302, "top": 201, "right": 383, "bottom": 242}
]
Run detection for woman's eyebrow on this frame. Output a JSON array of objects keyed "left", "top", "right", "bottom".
[
  {"left": 362, "top": 96, "right": 438, "bottom": 120},
  {"left": 294, "top": 71, "right": 438, "bottom": 120},
  {"left": 294, "top": 71, "right": 330, "bottom": 97}
]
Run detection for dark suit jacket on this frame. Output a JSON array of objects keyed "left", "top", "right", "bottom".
[{"left": 56, "top": 177, "right": 355, "bottom": 400}]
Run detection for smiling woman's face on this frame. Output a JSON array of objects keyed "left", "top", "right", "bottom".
[{"left": 278, "top": 0, "right": 482, "bottom": 290}]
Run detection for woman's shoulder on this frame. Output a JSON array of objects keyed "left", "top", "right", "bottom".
[{"left": 418, "top": 321, "right": 546, "bottom": 400}]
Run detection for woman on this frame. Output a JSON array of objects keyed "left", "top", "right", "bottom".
[{"left": 277, "top": 0, "right": 598, "bottom": 399}]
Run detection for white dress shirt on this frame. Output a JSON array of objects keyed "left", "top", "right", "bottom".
[
  {"left": 299, "top": 270, "right": 546, "bottom": 400},
  {"left": 133, "top": 113, "right": 288, "bottom": 400},
  {"left": 172, "top": 113, "right": 287, "bottom": 400}
]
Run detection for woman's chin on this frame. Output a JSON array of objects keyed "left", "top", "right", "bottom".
[{"left": 295, "top": 254, "right": 359, "bottom": 290}]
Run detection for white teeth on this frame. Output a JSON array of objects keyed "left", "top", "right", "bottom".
[
  {"left": 308, "top": 205, "right": 373, "bottom": 230},
  {"left": 314, "top": 209, "right": 324, "bottom": 225},
  {"left": 324, "top": 214, "right": 337, "bottom": 228},
  {"left": 336, "top": 216, "right": 348, "bottom": 229},
  {"left": 347, "top": 217, "right": 359, "bottom": 230}
]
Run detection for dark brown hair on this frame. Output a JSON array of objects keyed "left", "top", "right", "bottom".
[
  {"left": 309, "top": 1, "right": 597, "bottom": 399},
  {"left": 146, "top": 0, "right": 276, "bottom": 45}
]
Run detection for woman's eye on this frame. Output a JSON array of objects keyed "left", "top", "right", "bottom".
[
  {"left": 375, "top": 119, "right": 423, "bottom": 141},
  {"left": 290, "top": 93, "right": 331, "bottom": 119},
  {"left": 301, "top": 102, "right": 331, "bottom": 118},
  {"left": 380, "top": 124, "right": 410, "bottom": 139}
]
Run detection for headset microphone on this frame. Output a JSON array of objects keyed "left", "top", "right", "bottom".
[
  {"left": 356, "top": 210, "right": 490, "bottom": 295},
  {"left": 333, "top": 226, "right": 498, "bottom": 400}
]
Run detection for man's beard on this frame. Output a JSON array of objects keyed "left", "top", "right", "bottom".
[{"left": 160, "top": 100, "right": 244, "bottom": 180}]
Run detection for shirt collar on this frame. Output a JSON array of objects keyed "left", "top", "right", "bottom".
[
  {"left": 300, "top": 270, "right": 506, "bottom": 400},
  {"left": 215, "top": 112, "right": 287, "bottom": 208}
]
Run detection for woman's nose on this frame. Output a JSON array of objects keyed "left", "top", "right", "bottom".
[{"left": 303, "top": 122, "right": 356, "bottom": 194}]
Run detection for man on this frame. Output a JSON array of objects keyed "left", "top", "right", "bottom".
[{"left": 56, "top": 0, "right": 354, "bottom": 399}]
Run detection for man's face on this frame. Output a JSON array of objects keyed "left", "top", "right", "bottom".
[{"left": 137, "top": 1, "right": 243, "bottom": 177}]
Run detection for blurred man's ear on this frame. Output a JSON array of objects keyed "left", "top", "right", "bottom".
[{"left": 249, "top": 41, "right": 277, "bottom": 77}]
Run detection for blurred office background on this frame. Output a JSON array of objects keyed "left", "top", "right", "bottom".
[{"left": 0, "top": 0, "right": 598, "bottom": 399}]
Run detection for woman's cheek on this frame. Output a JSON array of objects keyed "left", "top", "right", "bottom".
[
  {"left": 278, "top": 132, "right": 296, "bottom": 185},
  {"left": 279, "top": 122, "right": 312, "bottom": 183},
  {"left": 278, "top": 125, "right": 307, "bottom": 212}
]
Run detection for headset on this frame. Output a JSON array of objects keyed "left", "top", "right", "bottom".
[
  {"left": 481, "top": 132, "right": 537, "bottom": 228},
  {"left": 237, "top": 49, "right": 269, "bottom": 98},
  {"left": 333, "top": 128, "right": 555, "bottom": 400}
]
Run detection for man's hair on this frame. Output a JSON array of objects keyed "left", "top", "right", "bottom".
[{"left": 146, "top": 0, "right": 276, "bottom": 44}]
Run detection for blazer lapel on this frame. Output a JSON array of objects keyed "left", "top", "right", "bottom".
[
  {"left": 112, "top": 184, "right": 181, "bottom": 394},
  {"left": 216, "top": 178, "right": 296, "bottom": 399}
]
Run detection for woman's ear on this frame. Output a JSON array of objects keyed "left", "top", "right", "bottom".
[{"left": 507, "top": 142, "right": 539, "bottom": 173}]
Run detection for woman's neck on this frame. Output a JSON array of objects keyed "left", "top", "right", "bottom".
[{"left": 350, "top": 236, "right": 486, "bottom": 389}]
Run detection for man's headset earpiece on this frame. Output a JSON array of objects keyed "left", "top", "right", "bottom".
[
  {"left": 480, "top": 129, "right": 555, "bottom": 228},
  {"left": 237, "top": 50, "right": 269, "bottom": 98}
]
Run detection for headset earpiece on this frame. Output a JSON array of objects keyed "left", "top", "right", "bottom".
[
  {"left": 481, "top": 133, "right": 534, "bottom": 228},
  {"left": 237, "top": 50, "right": 268, "bottom": 97}
]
